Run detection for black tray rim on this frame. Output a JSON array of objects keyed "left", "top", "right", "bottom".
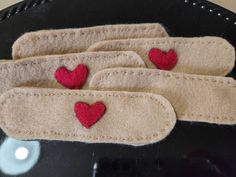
[{"left": 0, "top": 0, "right": 236, "bottom": 26}]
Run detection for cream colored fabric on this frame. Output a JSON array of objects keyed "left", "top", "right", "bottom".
[
  {"left": 0, "top": 51, "right": 145, "bottom": 94},
  {"left": 12, "top": 23, "right": 168, "bottom": 59},
  {"left": 90, "top": 68, "right": 236, "bottom": 125},
  {"left": 87, "top": 37, "right": 235, "bottom": 76},
  {"left": 0, "top": 88, "right": 176, "bottom": 146}
]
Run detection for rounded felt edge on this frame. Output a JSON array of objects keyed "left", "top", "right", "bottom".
[
  {"left": 132, "top": 92, "right": 177, "bottom": 146},
  {"left": 86, "top": 36, "right": 236, "bottom": 76},
  {"left": 222, "top": 40, "right": 236, "bottom": 76},
  {"left": 86, "top": 36, "right": 235, "bottom": 51},
  {"left": 86, "top": 40, "right": 113, "bottom": 52},
  {"left": 11, "top": 23, "right": 169, "bottom": 60},
  {"left": 89, "top": 68, "right": 236, "bottom": 125},
  {"left": 0, "top": 87, "right": 177, "bottom": 146},
  {"left": 89, "top": 67, "right": 236, "bottom": 90},
  {"left": 121, "top": 51, "right": 147, "bottom": 67},
  {"left": 2, "top": 50, "right": 146, "bottom": 67},
  {"left": 216, "top": 36, "right": 236, "bottom": 76}
]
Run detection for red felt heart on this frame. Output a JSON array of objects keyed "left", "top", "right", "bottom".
[
  {"left": 148, "top": 48, "right": 178, "bottom": 70},
  {"left": 54, "top": 64, "right": 88, "bottom": 89},
  {"left": 74, "top": 101, "right": 106, "bottom": 128}
]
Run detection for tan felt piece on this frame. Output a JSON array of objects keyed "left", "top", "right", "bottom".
[
  {"left": 90, "top": 68, "right": 236, "bottom": 125},
  {"left": 87, "top": 37, "right": 235, "bottom": 76},
  {"left": 0, "top": 88, "right": 176, "bottom": 146},
  {"left": 12, "top": 23, "right": 168, "bottom": 59},
  {"left": 0, "top": 51, "right": 145, "bottom": 93}
]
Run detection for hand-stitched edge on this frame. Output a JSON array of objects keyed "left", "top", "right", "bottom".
[
  {"left": 89, "top": 68, "right": 236, "bottom": 122},
  {"left": 90, "top": 68, "right": 236, "bottom": 87},
  {"left": 86, "top": 37, "right": 235, "bottom": 74},
  {"left": 0, "top": 51, "right": 145, "bottom": 72},
  {"left": 13, "top": 23, "right": 168, "bottom": 53},
  {"left": 87, "top": 36, "right": 233, "bottom": 51},
  {"left": 178, "top": 113, "right": 235, "bottom": 124},
  {"left": 0, "top": 89, "right": 176, "bottom": 145}
]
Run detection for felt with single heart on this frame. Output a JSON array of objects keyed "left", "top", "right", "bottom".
[
  {"left": 148, "top": 48, "right": 177, "bottom": 70},
  {"left": 54, "top": 64, "right": 88, "bottom": 89},
  {"left": 90, "top": 68, "right": 236, "bottom": 125},
  {"left": 74, "top": 101, "right": 106, "bottom": 128},
  {"left": 87, "top": 37, "right": 235, "bottom": 76},
  {"left": 0, "top": 88, "right": 176, "bottom": 146},
  {"left": 12, "top": 23, "right": 168, "bottom": 59},
  {"left": 0, "top": 51, "right": 145, "bottom": 95}
]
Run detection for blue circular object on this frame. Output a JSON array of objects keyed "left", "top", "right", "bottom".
[{"left": 0, "top": 137, "right": 40, "bottom": 175}]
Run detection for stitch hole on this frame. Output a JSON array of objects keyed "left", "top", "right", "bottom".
[
  {"left": 28, "top": 131, "right": 33, "bottom": 135},
  {"left": 1, "top": 121, "right": 6, "bottom": 126},
  {"left": 166, "top": 74, "right": 171, "bottom": 77},
  {"left": 160, "top": 129, "right": 165, "bottom": 133},
  {"left": 64, "top": 133, "right": 70, "bottom": 137},
  {"left": 112, "top": 137, "right": 117, "bottom": 141},
  {"left": 165, "top": 122, "right": 170, "bottom": 126},
  {"left": 152, "top": 133, "right": 158, "bottom": 137},
  {"left": 71, "top": 133, "right": 76, "bottom": 137},
  {"left": 127, "top": 137, "right": 133, "bottom": 141}
]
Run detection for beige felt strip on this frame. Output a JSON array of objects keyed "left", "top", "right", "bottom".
[
  {"left": 0, "top": 51, "right": 145, "bottom": 94},
  {"left": 12, "top": 23, "right": 168, "bottom": 59},
  {"left": 90, "top": 68, "right": 236, "bottom": 125},
  {"left": 0, "top": 88, "right": 176, "bottom": 146},
  {"left": 87, "top": 37, "right": 235, "bottom": 76}
]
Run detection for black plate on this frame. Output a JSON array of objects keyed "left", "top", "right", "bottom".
[{"left": 0, "top": 0, "right": 236, "bottom": 177}]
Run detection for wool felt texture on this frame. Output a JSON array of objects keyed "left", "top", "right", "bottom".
[
  {"left": 0, "top": 51, "right": 145, "bottom": 94},
  {"left": 74, "top": 101, "right": 106, "bottom": 128},
  {"left": 89, "top": 68, "right": 236, "bottom": 125},
  {"left": 0, "top": 88, "right": 176, "bottom": 146},
  {"left": 148, "top": 48, "right": 178, "bottom": 70},
  {"left": 87, "top": 37, "right": 235, "bottom": 76},
  {"left": 54, "top": 64, "right": 89, "bottom": 89},
  {"left": 12, "top": 23, "right": 169, "bottom": 59}
]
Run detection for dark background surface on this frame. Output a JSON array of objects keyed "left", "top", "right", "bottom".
[{"left": 0, "top": 0, "right": 236, "bottom": 176}]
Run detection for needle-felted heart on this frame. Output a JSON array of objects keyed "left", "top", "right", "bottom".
[
  {"left": 148, "top": 48, "right": 177, "bottom": 70},
  {"left": 74, "top": 101, "right": 106, "bottom": 128},
  {"left": 54, "top": 64, "right": 88, "bottom": 89}
]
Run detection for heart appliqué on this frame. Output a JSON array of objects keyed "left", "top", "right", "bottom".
[
  {"left": 54, "top": 64, "right": 88, "bottom": 89},
  {"left": 148, "top": 48, "right": 178, "bottom": 70},
  {"left": 74, "top": 101, "right": 106, "bottom": 128}
]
